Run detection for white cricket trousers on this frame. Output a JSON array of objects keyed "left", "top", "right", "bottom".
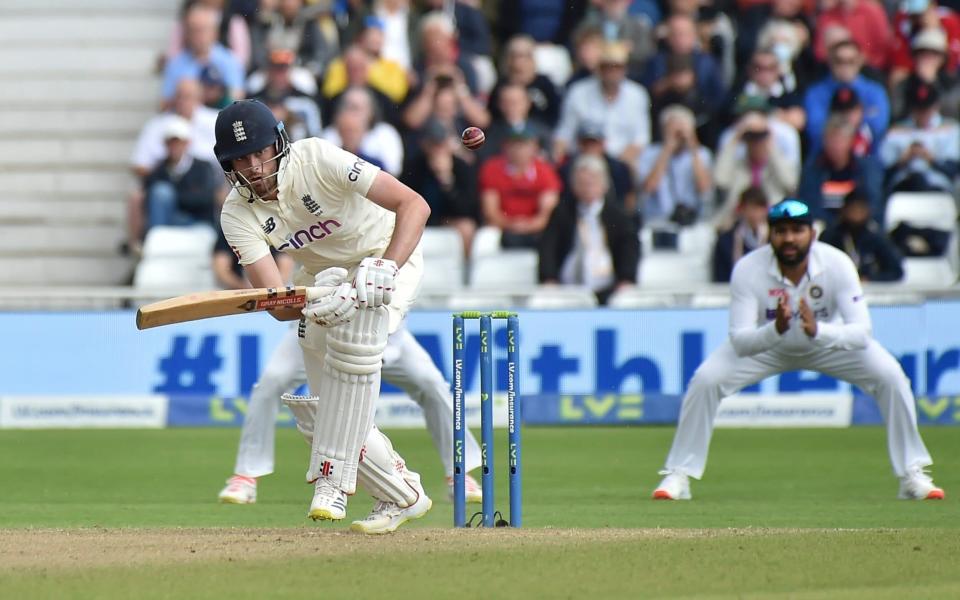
[
  {"left": 234, "top": 324, "right": 482, "bottom": 478},
  {"left": 664, "top": 339, "right": 933, "bottom": 479}
]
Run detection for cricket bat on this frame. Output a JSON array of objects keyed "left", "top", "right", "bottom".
[{"left": 135, "top": 285, "right": 334, "bottom": 330}]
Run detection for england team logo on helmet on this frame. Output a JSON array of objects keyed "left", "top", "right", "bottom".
[{"left": 232, "top": 120, "right": 247, "bottom": 142}]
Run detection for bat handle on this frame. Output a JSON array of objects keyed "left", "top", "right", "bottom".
[{"left": 305, "top": 285, "right": 338, "bottom": 302}]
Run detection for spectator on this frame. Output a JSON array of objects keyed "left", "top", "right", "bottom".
[
  {"left": 717, "top": 95, "right": 802, "bottom": 174},
  {"left": 804, "top": 40, "right": 890, "bottom": 156},
  {"left": 417, "top": 0, "right": 495, "bottom": 93},
  {"left": 497, "top": 0, "right": 588, "bottom": 46},
  {"left": 539, "top": 154, "right": 640, "bottom": 305},
  {"left": 813, "top": 0, "right": 893, "bottom": 72},
  {"left": 249, "top": 0, "right": 333, "bottom": 77},
  {"left": 478, "top": 84, "right": 552, "bottom": 163},
  {"left": 576, "top": 0, "right": 656, "bottom": 76},
  {"left": 649, "top": 54, "right": 713, "bottom": 143},
  {"left": 829, "top": 85, "right": 876, "bottom": 157},
  {"left": 728, "top": 46, "right": 806, "bottom": 131},
  {"left": 554, "top": 42, "right": 651, "bottom": 166},
  {"left": 479, "top": 126, "right": 562, "bottom": 249},
  {"left": 322, "top": 44, "right": 402, "bottom": 127},
  {"left": 819, "top": 190, "right": 905, "bottom": 282},
  {"left": 401, "top": 120, "right": 480, "bottom": 257},
  {"left": 134, "top": 117, "right": 221, "bottom": 243},
  {"left": 402, "top": 13, "right": 490, "bottom": 131},
  {"left": 557, "top": 121, "right": 636, "bottom": 210},
  {"left": 755, "top": 16, "right": 815, "bottom": 95},
  {"left": 418, "top": 0, "right": 493, "bottom": 59},
  {"left": 798, "top": 115, "right": 884, "bottom": 224},
  {"left": 566, "top": 25, "right": 605, "bottom": 88},
  {"left": 371, "top": 0, "right": 415, "bottom": 71},
  {"left": 252, "top": 49, "right": 322, "bottom": 138},
  {"left": 198, "top": 64, "right": 232, "bottom": 109},
  {"left": 321, "top": 19, "right": 409, "bottom": 108},
  {"left": 880, "top": 78, "right": 960, "bottom": 193},
  {"left": 890, "top": 28, "right": 960, "bottom": 120},
  {"left": 636, "top": 105, "right": 713, "bottom": 226},
  {"left": 131, "top": 79, "right": 218, "bottom": 178},
  {"left": 889, "top": 0, "right": 960, "bottom": 86},
  {"left": 694, "top": 0, "right": 738, "bottom": 91},
  {"left": 321, "top": 87, "right": 404, "bottom": 176},
  {"left": 412, "top": 12, "right": 480, "bottom": 95},
  {"left": 261, "top": 91, "right": 310, "bottom": 141},
  {"left": 166, "top": 0, "right": 252, "bottom": 69},
  {"left": 642, "top": 14, "right": 727, "bottom": 124},
  {"left": 711, "top": 186, "right": 769, "bottom": 282},
  {"left": 162, "top": 4, "right": 245, "bottom": 104},
  {"left": 488, "top": 36, "right": 562, "bottom": 127},
  {"left": 714, "top": 109, "right": 799, "bottom": 228}
]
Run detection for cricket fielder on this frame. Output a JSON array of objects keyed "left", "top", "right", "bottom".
[
  {"left": 214, "top": 99, "right": 433, "bottom": 533},
  {"left": 217, "top": 322, "right": 484, "bottom": 505},
  {"left": 653, "top": 199, "right": 944, "bottom": 501}
]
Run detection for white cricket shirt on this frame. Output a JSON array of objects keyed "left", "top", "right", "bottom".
[
  {"left": 220, "top": 138, "right": 395, "bottom": 281},
  {"left": 728, "top": 242, "right": 872, "bottom": 357}
]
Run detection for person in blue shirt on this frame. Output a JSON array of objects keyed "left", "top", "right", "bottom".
[
  {"left": 162, "top": 4, "right": 245, "bottom": 104},
  {"left": 804, "top": 40, "right": 889, "bottom": 157}
]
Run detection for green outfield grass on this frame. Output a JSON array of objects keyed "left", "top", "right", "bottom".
[{"left": 1, "top": 427, "right": 958, "bottom": 598}]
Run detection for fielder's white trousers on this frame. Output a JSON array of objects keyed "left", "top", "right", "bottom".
[
  {"left": 664, "top": 339, "right": 933, "bottom": 479},
  {"left": 234, "top": 324, "right": 482, "bottom": 478}
]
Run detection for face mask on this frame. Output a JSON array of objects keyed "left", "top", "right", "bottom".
[{"left": 772, "top": 43, "right": 793, "bottom": 66}]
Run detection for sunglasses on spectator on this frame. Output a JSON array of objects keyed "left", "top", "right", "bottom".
[
  {"left": 752, "top": 62, "right": 779, "bottom": 71},
  {"left": 599, "top": 62, "right": 626, "bottom": 69}
]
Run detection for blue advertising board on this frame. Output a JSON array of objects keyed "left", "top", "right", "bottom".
[{"left": 0, "top": 302, "right": 958, "bottom": 426}]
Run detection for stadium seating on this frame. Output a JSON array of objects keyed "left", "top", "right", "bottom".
[
  {"left": 0, "top": 0, "right": 175, "bottom": 285},
  {"left": 133, "top": 225, "right": 216, "bottom": 291},
  {"left": 419, "top": 227, "right": 465, "bottom": 292},
  {"left": 525, "top": 286, "right": 598, "bottom": 309},
  {"left": 884, "top": 192, "right": 959, "bottom": 287},
  {"left": 468, "top": 227, "right": 539, "bottom": 289}
]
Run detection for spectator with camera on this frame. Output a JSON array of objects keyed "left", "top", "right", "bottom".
[
  {"left": 636, "top": 105, "right": 713, "bottom": 227},
  {"left": 879, "top": 78, "right": 960, "bottom": 194}
]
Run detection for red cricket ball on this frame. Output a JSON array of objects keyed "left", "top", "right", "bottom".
[{"left": 461, "top": 127, "right": 485, "bottom": 150}]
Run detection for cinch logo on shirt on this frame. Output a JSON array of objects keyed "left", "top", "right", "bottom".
[
  {"left": 347, "top": 159, "right": 366, "bottom": 182},
  {"left": 276, "top": 219, "right": 342, "bottom": 251}
]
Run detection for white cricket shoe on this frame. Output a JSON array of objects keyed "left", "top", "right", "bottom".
[
  {"left": 308, "top": 478, "right": 348, "bottom": 521},
  {"left": 351, "top": 473, "right": 432, "bottom": 534},
  {"left": 652, "top": 470, "right": 692, "bottom": 500},
  {"left": 445, "top": 473, "right": 483, "bottom": 504},
  {"left": 218, "top": 475, "right": 257, "bottom": 504},
  {"left": 898, "top": 465, "right": 945, "bottom": 500}
]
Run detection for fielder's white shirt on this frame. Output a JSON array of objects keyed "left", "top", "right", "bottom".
[
  {"left": 220, "top": 138, "right": 393, "bottom": 282},
  {"left": 728, "top": 242, "right": 871, "bottom": 357}
]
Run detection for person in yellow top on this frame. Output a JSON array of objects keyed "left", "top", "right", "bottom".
[{"left": 322, "top": 17, "right": 409, "bottom": 105}]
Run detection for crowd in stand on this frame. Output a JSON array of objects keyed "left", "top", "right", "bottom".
[{"left": 126, "top": 0, "right": 960, "bottom": 303}]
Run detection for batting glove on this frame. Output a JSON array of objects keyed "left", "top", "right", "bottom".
[
  {"left": 354, "top": 257, "right": 398, "bottom": 308},
  {"left": 302, "top": 267, "right": 359, "bottom": 327}
]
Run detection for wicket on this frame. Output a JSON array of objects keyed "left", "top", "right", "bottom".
[{"left": 452, "top": 311, "right": 521, "bottom": 528}]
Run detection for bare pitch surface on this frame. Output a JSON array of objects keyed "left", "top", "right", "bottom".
[
  {"left": 3, "top": 527, "right": 960, "bottom": 598},
  {"left": 1, "top": 428, "right": 959, "bottom": 597}
]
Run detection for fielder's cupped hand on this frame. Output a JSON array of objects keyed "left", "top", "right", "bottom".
[
  {"left": 775, "top": 294, "right": 792, "bottom": 335},
  {"left": 798, "top": 298, "right": 818, "bottom": 338},
  {"left": 354, "top": 257, "right": 398, "bottom": 308},
  {"left": 303, "top": 267, "right": 359, "bottom": 327}
]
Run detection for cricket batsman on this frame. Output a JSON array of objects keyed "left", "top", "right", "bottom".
[
  {"left": 214, "top": 99, "right": 434, "bottom": 533},
  {"left": 653, "top": 199, "right": 944, "bottom": 501}
]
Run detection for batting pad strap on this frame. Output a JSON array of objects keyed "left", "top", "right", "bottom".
[
  {"left": 308, "top": 307, "right": 389, "bottom": 493},
  {"left": 357, "top": 426, "right": 419, "bottom": 507},
  {"left": 281, "top": 393, "right": 317, "bottom": 444}
]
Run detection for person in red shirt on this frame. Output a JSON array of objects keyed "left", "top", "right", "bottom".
[
  {"left": 479, "top": 125, "right": 562, "bottom": 248},
  {"left": 889, "top": 0, "right": 960, "bottom": 85},
  {"left": 814, "top": 0, "right": 893, "bottom": 71}
]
